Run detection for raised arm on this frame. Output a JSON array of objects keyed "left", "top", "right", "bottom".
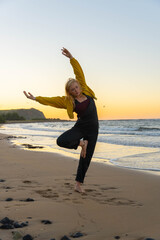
[
  {"left": 61, "top": 47, "right": 86, "bottom": 89},
  {"left": 61, "top": 48, "right": 96, "bottom": 100}
]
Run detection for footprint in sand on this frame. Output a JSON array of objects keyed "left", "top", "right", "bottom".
[
  {"left": 19, "top": 180, "right": 40, "bottom": 190},
  {"left": 74, "top": 184, "right": 143, "bottom": 207},
  {"left": 101, "top": 197, "right": 142, "bottom": 206},
  {"left": 23, "top": 180, "right": 32, "bottom": 184},
  {"left": 85, "top": 189, "right": 96, "bottom": 193},
  {"left": 35, "top": 189, "right": 59, "bottom": 199},
  {"left": 100, "top": 186, "right": 118, "bottom": 191}
]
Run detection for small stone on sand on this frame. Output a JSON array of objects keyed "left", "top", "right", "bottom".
[
  {"left": 41, "top": 220, "right": 52, "bottom": 224},
  {"left": 71, "top": 232, "right": 84, "bottom": 238},
  {"left": 23, "top": 234, "right": 33, "bottom": 240},
  {"left": 5, "top": 198, "right": 13, "bottom": 201},
  {"left": 60, "top": 236, "right": 71, "bottom": 240}
]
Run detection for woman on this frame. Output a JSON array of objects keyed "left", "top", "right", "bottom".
[{"left": 24, "top": 48, "right": 99, "bottom": 193}]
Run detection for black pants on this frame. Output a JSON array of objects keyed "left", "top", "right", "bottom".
[{"left": 57, "top": 126, "right": 98, "bottom": 183}]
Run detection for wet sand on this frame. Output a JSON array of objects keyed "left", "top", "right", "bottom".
[{"left": 0, "top": 133, "right": 160, "bottom": 240}]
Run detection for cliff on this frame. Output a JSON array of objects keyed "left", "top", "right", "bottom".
[{"left": 0, "top": 108, "right": 46, "bottom": 120}]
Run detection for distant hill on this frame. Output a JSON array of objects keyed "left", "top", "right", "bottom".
[{"left": 0, "top": 108, "right": 46, "bottom": 120}]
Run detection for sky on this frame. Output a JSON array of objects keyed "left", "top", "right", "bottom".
[{"left": 0, "top": 0, "right": 160, "bottom": 120}]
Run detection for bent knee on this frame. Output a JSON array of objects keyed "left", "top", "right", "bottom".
[
  {"left": 56, "top": 136, "right": 63, "bottom": 147},
  {"left": 57, "top": 136, "right": 68, "bottom": 148}
]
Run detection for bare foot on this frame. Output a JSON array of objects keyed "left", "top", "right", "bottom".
[
  {"left": 80, "top": 140, "right": 88, "bottom": 158},
  {"left": 74, "top": 182, "right": 85, "bottom": 194}
]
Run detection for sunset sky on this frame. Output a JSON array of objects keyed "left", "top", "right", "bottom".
[{"left": 0, "top": 0, "right": 160, "bottom": 120}]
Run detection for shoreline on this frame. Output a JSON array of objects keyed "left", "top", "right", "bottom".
[
  {"left": 14, "top": 140, "right": 160, "bottom": 177},
  {"left": 1, "top": 132, "right": 160, "bottom": 239},
  {"left": 0, "top": 119, "right": 72, "bottom": 125},
  {"left": 1, "top": 122, "right": 160, "bottom": 176},
  {"left": 4, "top": 129, "right": 160, "bottom": 176}
]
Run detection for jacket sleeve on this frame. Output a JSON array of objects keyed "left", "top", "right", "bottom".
[
  {"left": 70, "top": 58, "right": 87, "bottom": 89},
  {"left": 35, "top": 96, "right": 67, "bottom": 109},
  {"left": 70, "top": 58, "right": 97, "bottom": 100}
]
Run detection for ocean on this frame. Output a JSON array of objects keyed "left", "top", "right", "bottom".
[{"left": 1, "top": 119, "right": 160, "bottom": 173}]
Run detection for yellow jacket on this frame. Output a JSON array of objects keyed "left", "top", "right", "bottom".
[{"left": 36, "top": 58, "right": 97, "bottom": 119}]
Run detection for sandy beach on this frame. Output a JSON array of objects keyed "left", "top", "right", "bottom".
[{"left": 0, "top": 133, "right": 160, "bottom": 240}]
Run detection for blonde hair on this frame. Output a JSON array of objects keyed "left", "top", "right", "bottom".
[{"left": 65, "top": 78, "right": 81, "bottom": 105}]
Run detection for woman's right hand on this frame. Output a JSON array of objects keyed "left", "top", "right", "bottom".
[
  {"left": 23, "top": 91, "right": 36, "bottom": 100},
  {"left": 61, "top": 47, "right": 73, "bottom": 59}
]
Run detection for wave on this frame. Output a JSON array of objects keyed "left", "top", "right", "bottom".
[
  {"left": 97, "top": 135, "right": 160, "bottom": 148},
  {"left": 1, "top": 119, "right": 160, "bottom": 149},
  {"left": 138, "top": 127, "right": 160, "bottom": 131},
  {"left": 99, "top": 130, "right": 160, "bottom": 137}
]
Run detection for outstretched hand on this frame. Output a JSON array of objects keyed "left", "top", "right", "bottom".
[
  {"left": 23, "top": 91, "right": 35, "bottom": 100},
  {"left": 61, "top": 47, "right": 73, "bottom": 59}
]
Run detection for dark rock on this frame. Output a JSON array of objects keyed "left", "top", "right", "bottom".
[
  {"left": 71, "top": 232, "right": 84, "bottom": 238},
  {"left": 17, "top": 136, "right": 27, "bottom": 139},
  {"left": 23, "top": 234, "right": 33, "bottom": 240},
  {"left": 60, "top": 236, "right": 71, "bottom": 240},
  {"left": 22, "top": 144, "right": 43, "bottom": 149},
  {"left": 25, "top": 198, "right": 34, "bottom": 202},
  {"left": 5, "top": 198, "right": 13, "bottom": 201},
  {"left": 7, "top": 136, "right": 17, "bottom": 139},
  {"left": 41, "top": 220, "right": 52, "bottom": 224},
  {"left": 21, "top": 222, "right": 28, "bottom": 227},
  {"left": 0, "top": 217, "right": 28, "bottom": 230},
  {"left": 0, "top": 217, "right": 14, "bottom": 225},
  {"left": 20, "top": 198, "right": 35, "bottom": 202},
  {"left": 0, "top": 224, "right": 14, "bottom": 229},
  {"left": 13, "top": 221, "right": 28, "bottom": 228},
  {"left": 145, "top": 238, "right": 155, "bottom": 240},
  {"left": 13, "top": 222, "right": 23, "bottom": 228},
  {"left": 114, "top": 236, "right": 120, "bottom": 239},
  {"left": 0, "top": 179, "right": 5, "bottom": 182}
]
